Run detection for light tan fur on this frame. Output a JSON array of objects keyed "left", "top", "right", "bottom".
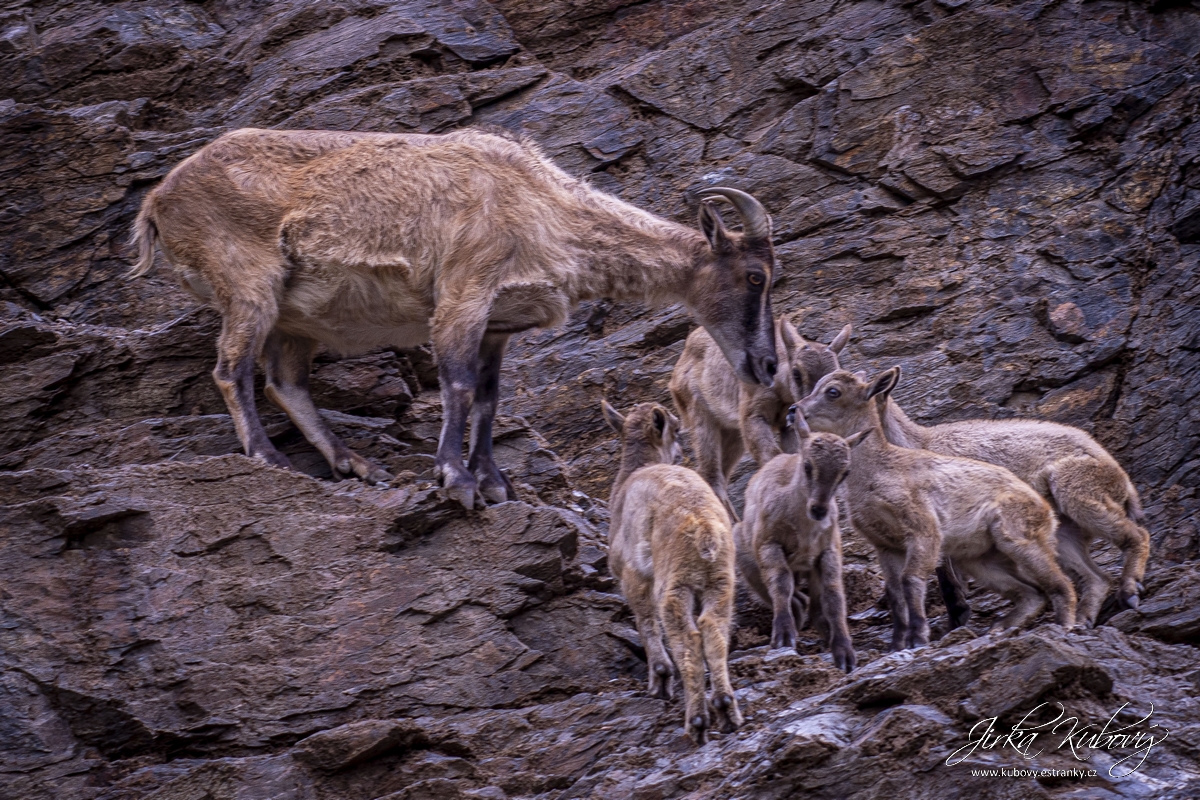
[
  {"left": 735, "top": 410, "right": 858, "bottom": 671},
  {"left": 879, "top": 397, "right": 1150, "bottom": 625},
  {"left": 670, "top": 319, "right": 850, "bottom": 519},
  {"left": 602, "top": 400, "right": 743, "bottom": 745},
  {"left": 800, "top": 369, "right": 1077, "bottom": 650},
  {"left": 132, "top": 128, "right": 781, "bottom": 509}
]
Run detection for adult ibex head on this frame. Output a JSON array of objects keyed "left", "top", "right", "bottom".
[{"left": 691, "top": 187, "right": 778, "bottom": 388}]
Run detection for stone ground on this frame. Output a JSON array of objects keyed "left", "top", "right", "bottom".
[{"left": 1, "top": 0, "right": 1198, "bottom": 798}]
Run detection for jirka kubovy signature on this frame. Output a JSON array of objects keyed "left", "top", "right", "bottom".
[{"left": 946, "top": 702, "right": 1169, "bottom": 777}]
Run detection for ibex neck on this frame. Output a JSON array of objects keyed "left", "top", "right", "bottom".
[
  {"left": 878, "top": 398, "right": 928, "bottom": 448},
  {"left": 612, "top": 440, "right": 664, "bottom": 497},
  {"left": 565, "top": 197, "right": 707, "bottom": 306}
]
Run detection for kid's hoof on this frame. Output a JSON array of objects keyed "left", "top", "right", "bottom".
[
  {"left": 713, "top": 693, "right": 743, "bottom": 733},
  {"left": 254, "top": 449, "right": 293, "bottom": 469},
  {"left": 833, "top": 646, "right": 857, "bottom": 673},
  {"left": 649, "top": 662, "right": 673, "bottom": 700},
  {"left": 687, "top": 714, "right": 709, "bottom": 746},
  {"left": 364, "top": 467, "right": 394, "bottom": 486},
  {"left": 334, "top": 454, "right": 393, "bottom": 486},
  {"left": 1121, "top": 592, "right": 1140, "bottom": 611}
]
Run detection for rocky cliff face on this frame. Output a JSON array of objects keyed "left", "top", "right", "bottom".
[{"left": 1, "top": 1, "right": 1198, "bottom": 798}]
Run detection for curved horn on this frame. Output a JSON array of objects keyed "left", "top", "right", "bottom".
[{"left": 697, "top": 187, "right": 771, "bottom": 242}]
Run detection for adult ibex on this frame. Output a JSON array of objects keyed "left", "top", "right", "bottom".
[
  {"left": 670, "top": 318, "right": 850, "bottom": 519},
  {"left": 878, "top": 396, "right": 1150, "bottom": 626},
  {"left": 132, "top": 128, "right": 779, "bottom": 509},
  {"left": 799, "top": 368, "right": 1077, "bottom": 650},
  {"left": 602, "top": 400, "right": 743, "bottom": 745}
]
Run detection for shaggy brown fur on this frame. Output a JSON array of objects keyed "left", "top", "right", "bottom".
[
  {"left": 670, "top": 318, "right": 850, "bottom": 519},
  {"left": 879, "top": 397, "right": 1151, "bottom": 626},
  {"left": 800, "top": 369, "right": 1077, "bottom": 650},
  {"left": 736, "top": 409, "right": 859, "bottom": 672},
  {"left": 133, "top": 128, "right": 780, "bottom": 508},
  {"left": 603, "top": 400, "right": 743, "bottom": 745}
]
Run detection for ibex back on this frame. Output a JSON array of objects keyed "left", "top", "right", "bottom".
[{"left": 132, "top": 128, "right": 780, "bottom": 508}]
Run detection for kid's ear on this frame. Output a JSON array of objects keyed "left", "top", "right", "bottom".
[
  {"left": 829, "top": 323, "right": 852, "bottom": 355},
  {"left": 601, "top": 399, "right": 625, "bottom": 433},
  {"left": 867, "top": 366, "right": 901, "bottom": 400},
  {"left": 779, "top": 318, "right": 799, "bottom": 352},
  {"left": 652, "top": 407, "right": 667, "bottom": 437},
  {"left": 845, "top": 428, "right": 872, "bottom": 448},
  {"left": 787, "top": 404, "right": 811, "bottom": 438},
  {"left": 698, "top": 201, "right": 732, "bottom": 252}
]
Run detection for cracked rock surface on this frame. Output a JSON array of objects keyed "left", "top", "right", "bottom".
[{"left": 1, "top": 0, "right": 1197, "bottom": 798}]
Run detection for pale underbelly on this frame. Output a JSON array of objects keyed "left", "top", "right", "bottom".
[{"left": 277, "top": 294, "right": 433, "bottom": 354}]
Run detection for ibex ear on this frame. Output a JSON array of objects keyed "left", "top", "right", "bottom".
[
  {"left": 866, "top": 366, "right": 901, "bottom": 400},
  {"left": 844, "top": 428, "right": 872, "bottom": 448},
  {"left": 779, "top": 318, "right": 799, "bottom": 352},
  {"left": 652, "top": 407, "right": 667, "bottom": 438},
  {"left": 601, "top": 399, "right": 625, "bottom": 433},
  {"left": 786, "top": 404, "right": 811, "bottom": 438},
  {"left": 829, "top": 324, "right": 852, "bottom": 355},
  {"left": 698, "top": 201, "right": 732, "bottom": 252}
]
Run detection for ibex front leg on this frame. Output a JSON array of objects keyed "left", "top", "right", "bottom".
[
  {"left": 432, "top": 303, "right": 488, "bottom": 510},
  {"left": 467, "top": 332, "right": 517, "bottom": 504}
]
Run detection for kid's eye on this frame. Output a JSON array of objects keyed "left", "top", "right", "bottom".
[{"left": 826, "top": 387, "right": 841, "bottom": 399}]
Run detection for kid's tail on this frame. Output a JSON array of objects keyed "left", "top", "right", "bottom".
[
  {"left": 129, "top": 200, "right": 159, "bottom": 277},
  {"left": 1125, "top": 481, "right": 1145, "bottom": 523}
]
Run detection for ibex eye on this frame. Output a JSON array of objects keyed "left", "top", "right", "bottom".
[
  {"left": 747, "top": 273, "right": 764, "bottom": 287},
  {"left": 826, "top": 387, "right": 841, "bottom": 399}
]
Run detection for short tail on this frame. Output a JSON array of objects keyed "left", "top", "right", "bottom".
[
  {"left": 129, "top": 199, "right": 159, "bottom": 277},
  {"left": 1125, "top": 481, "right": 1145, "bottom": 523},
  {"left": 695, "top": 519, "right": 726, "bottom": 563}
]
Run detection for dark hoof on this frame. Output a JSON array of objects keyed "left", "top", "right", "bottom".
[
  {"left": 833, "top": 646, "right": 857, "bottom": 673},
  {"left": 1120, "top": 592, "right": 1140, "bottom": 611},
  {"left": 771, "top": 614, "right": 798, "bottom": 651},
  {"left": 473, "top": 462, "right": 517, "bottom": 505},
  {"left": 713, "top": 693, "right": 743, "bottom": 733},
  {"left": 650, "top": 662, "right": 673, "bottom": 700},
  {"left": 438, "top": 466, "right": 478, "bottom": 510},
  {"left": 687, "top": 713, "right": 709, "bottom": 746}
]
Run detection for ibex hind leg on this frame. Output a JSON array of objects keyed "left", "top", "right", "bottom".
[
  {"left": 213, "top": 294, "right": 290, "bottom": 469},
  {"left": 698, "top": 589, "right": 742, "bottom": 734},
  {"left": 968, "top": 555, "right": 1047, "bottom": 630},
  {"left": 1054, "top": 520, "right": 1108, "bottom": 627},
  {"left": 263, "top": 331, "right": 392, "bottom": 485},
  {"left": 623, "top": 573, "right": 675, "bottom": 701},
  {"left": 661, "top": 588, "right": 710, "bottom": 745},
  {"left": 1049, "top": 459, "right": 1149, "bottom": 611},
  {"left": 991, "top": 512, "right": 1077, "bottom": 629}
]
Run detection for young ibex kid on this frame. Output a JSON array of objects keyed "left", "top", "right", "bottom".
[
  {"left": 670, "top": 318, "right": 851, "bottom": 519},
  {"left": 603, "top": 400, "right": 744, "bottom": 744},
  {"left": 736, "top": 407, "right": 860, "bottom": 672},
  {"left": 799, "top": 368, "right": 1077, "bottom": 650},
  {"left": 878, "top": 395, "right": 1150, "bottom": 626}
]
